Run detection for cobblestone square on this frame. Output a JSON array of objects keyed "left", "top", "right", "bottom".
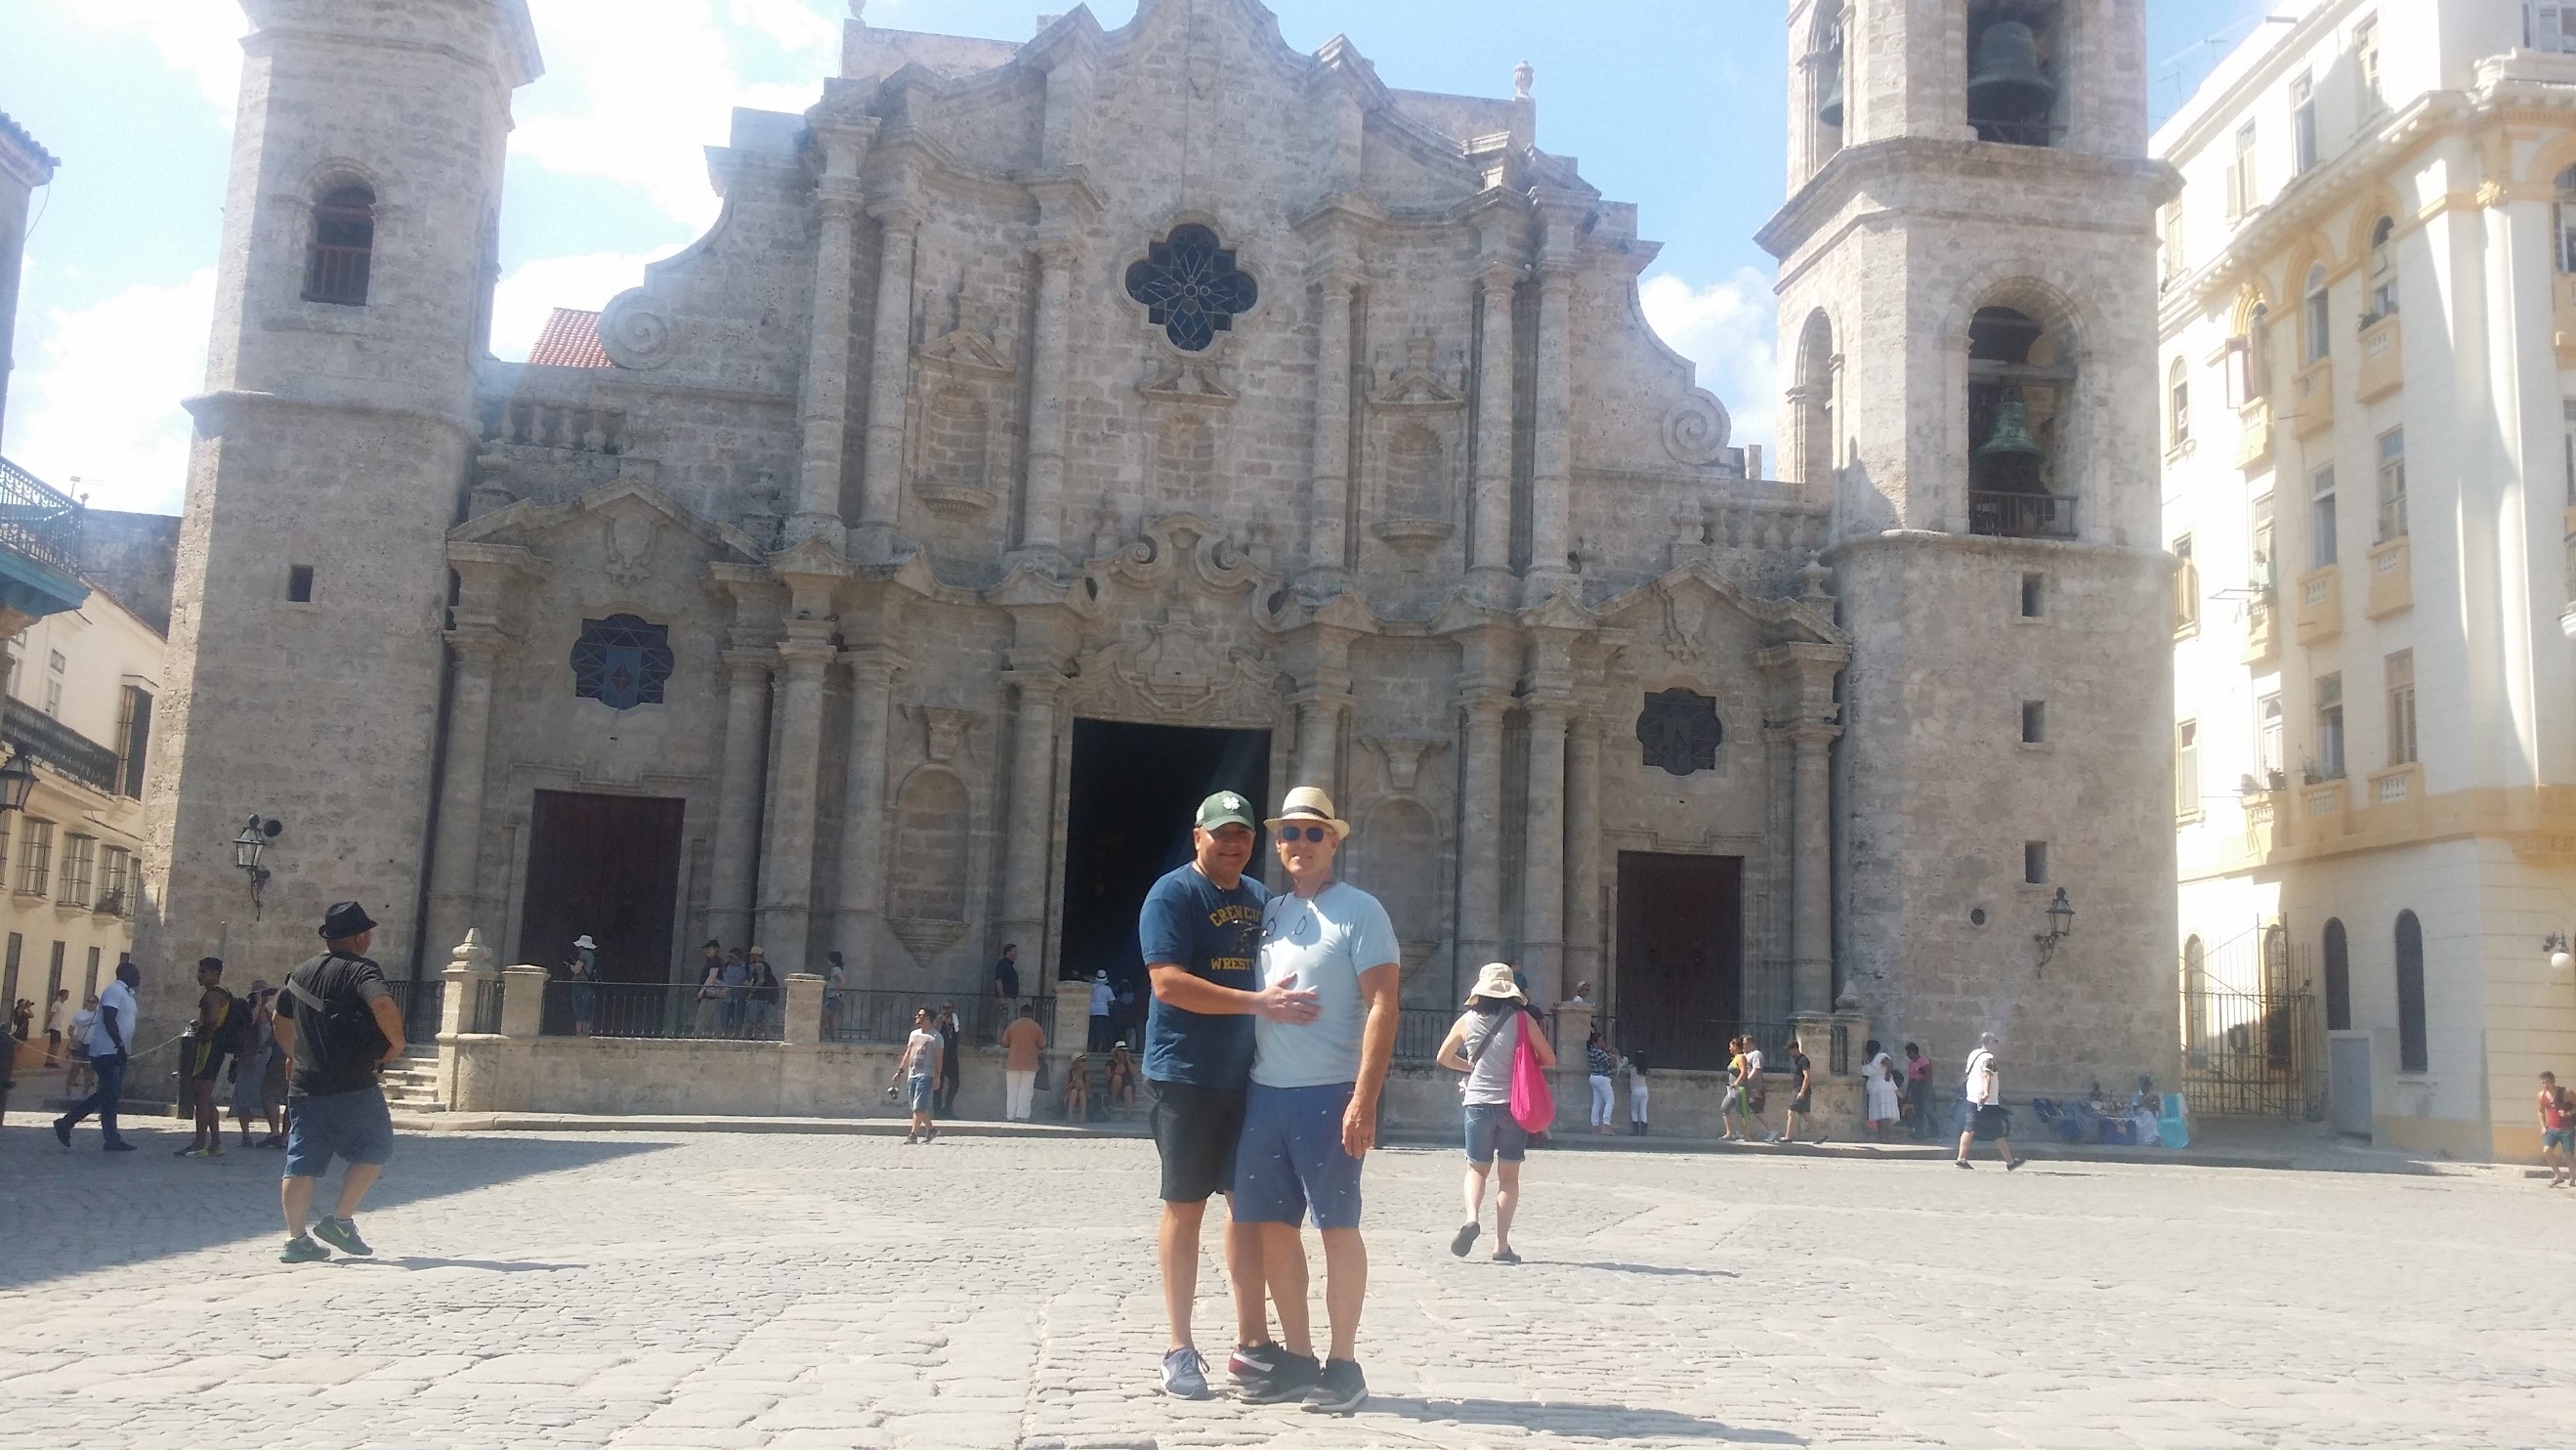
[{"left": 3, "top": 1121, "right": 2569, "bottom": 1448}]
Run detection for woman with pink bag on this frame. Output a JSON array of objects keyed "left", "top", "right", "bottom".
[{"left": 1433, "top": 962, "right": 1558, "bottom": 1265}]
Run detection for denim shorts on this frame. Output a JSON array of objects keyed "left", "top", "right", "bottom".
[
  {"left": 1463, "top": 1102, "right": 1529, "bottom": 1165},
  {"left": 282, "top": 1087, "right": 394, "bottom": 1177},
  {"left": 1234, "top": 1082, "right": 1364, "bottom": 1229},
  {"left": 907, "top": 1074, "right": 935, "bottom": 1113},
  {"left": 2545, "top": 1128, "right": 2574, "bottom": 1153}
]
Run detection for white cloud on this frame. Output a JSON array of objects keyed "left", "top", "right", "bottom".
[
  {"left": 1638, "top": 266, "right": 1779, "bottom": 466},
  {"left": 4, "top": 270, "right": 215, "bottom": 516},
  {"left": 62, "top": 0, "right": 246, "bottom": 114},
  {"left": 489, "top": 250, "right": 675, "bottom": 361}
]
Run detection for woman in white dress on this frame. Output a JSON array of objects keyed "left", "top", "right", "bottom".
[{"left": 1862, "top": 1039, "right": 1903, "bottom": 1142}]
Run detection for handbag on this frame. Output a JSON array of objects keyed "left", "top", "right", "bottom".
[
  {"left": 1034, "top": 1055, "right": 1052, "bottom": 1092},
  {"left": 1507, "top": 1010, "right": 1556, "bottom": 1134}
]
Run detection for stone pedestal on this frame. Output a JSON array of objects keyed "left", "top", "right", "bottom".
[
  {"left": 1551, "top": 999, "right": 1592, "bottom": 1133},
  {"left": 782, "top": 973, "right": 824, "bottom": 1046},
  {"left": 1054, "top": 986, "right": 1092, "bottom": 1062},
  {"left": 499, "top": 964, "right": 551, "bottom": 1040},
  {"left": 436, "top": 928, "right": 494, "bottom": 1113}
]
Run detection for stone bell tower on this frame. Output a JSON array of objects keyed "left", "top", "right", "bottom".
[
  {"left": 1758, "top": 0, "right": 2178, "bottom": 1091},
  {"left": 140, "top": 1, "right": 541, "bottom": 1012}
]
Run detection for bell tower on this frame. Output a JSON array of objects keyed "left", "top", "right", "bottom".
[{"left": 1760, "top": 0, "right": 2178, "bottom": 1091}]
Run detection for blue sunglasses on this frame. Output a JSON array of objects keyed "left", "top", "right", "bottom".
[{"left": 1277, "top": 824, "right": 1333, "bottom": 843}]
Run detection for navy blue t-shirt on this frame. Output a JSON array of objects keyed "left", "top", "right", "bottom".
[{"left": 1139, "top": 863, "right": 1269, "bottom": 1088}]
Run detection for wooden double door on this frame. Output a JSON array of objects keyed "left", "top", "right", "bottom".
[
  {"left": 1612, "top": 852, "right": 1743, "bottom": 1072},
  {"left": 518, "top": 790, "right": 686, "bottom": 984}
]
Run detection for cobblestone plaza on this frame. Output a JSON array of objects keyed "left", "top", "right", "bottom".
[{"left": 3, "top": 1124, "right": 2568, "bottom": 1448}]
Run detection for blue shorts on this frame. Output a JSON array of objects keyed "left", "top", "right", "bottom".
[
  {"left": 1234, "top": 1082, "right": 1364, "bottom": 1230},
  {"left": 1464, "top": 1102, "right": 1529, "bottom": 1165},
  {"left": 283, "top": 1088, "right": 394, "bottom": 1178},
  {"left": 2545, "top": 1128, "right": 2574, "bottom": 1154},
  {"left": 907, "top": 1074, "right": 935, "bottom": 1113}
]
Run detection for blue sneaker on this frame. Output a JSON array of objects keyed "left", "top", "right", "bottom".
[{"left": 1161, "top": 1346, "right": 1210, "bottom": 1399}]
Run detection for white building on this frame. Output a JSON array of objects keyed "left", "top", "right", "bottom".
[{"left": 2160, "top": 0, "right": 2576, "bottom": 1159}]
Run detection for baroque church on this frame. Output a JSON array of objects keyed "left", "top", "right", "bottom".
[{"left": 140, "top": 0, "right": 2177, "bottom": 1090}]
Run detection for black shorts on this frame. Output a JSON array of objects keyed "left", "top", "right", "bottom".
[
  {"left": 1970, "top": 1104, "right": 2010, "bottom": 1140},
  {"left": 1151, "top": 1080, "right": 1246, "bottom": 1204},
  {"left": 190, "top": 1045, "right": 228, "bottom": 1082}
]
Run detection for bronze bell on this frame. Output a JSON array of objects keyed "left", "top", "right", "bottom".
[
  {"left": 1976, "top": 391, "right": 2047, "bottom": 462},
  {"left": 1967, "top": 20, "right": 2056, "bottom": 123},
  {"left": 1817, "top": 51, "right": 1844, "bottom": 128}
]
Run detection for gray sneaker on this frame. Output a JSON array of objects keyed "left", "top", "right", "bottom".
[
  {"left": 311, "top": 1215, "right": 372, "bottom": 1257},
  {"left": 1160, "top": 1346, "right": 1210, "bottom": 1399}
]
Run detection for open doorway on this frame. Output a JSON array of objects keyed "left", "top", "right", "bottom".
[
  {"left": 1613, "top": 852, "right": 1743, "bottom": 1071},
  {"left": 1057, "top": 721, "right": 1269, "bottom": 1022},
  {"left": 518, "top": 789, "right": 685, "bottom": 986}
]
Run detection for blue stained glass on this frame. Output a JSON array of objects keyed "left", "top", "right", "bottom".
[
  {"left": 570, "top": 615, "right": 674, "bottom": 710},
  {"left": 1123, "top": 224, "right": 1257, "bottom": 352}
]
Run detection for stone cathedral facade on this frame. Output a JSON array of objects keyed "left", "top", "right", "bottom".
[{"left": 140, "top": 0, "right": 2177, "bottom": 1091}]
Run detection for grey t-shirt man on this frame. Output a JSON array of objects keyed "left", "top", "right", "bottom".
[{"left": 1251, "top": 881, "right": 1400, "bottom": 1088}]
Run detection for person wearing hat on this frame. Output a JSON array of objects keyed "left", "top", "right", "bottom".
[
  {"left": 1138, "top": 789, "right": 1318, "bottom": 1401},
  {"left": 1435, "top": 963, "right": 1556, "bottom": 1264},
  {"left": 568, "top": 934, "right": 600, "bottom": 1038},
  {"left": 1233, "top": 786, "right": 1401, "bottom": 1414},
  {"left": 273, "top": 901, "right": 406, "bottom": 1262},
  {"left": 1088, "top": 967, "right": 1117, "bottom": 1054}
]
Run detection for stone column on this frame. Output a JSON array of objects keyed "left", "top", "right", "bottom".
[
  {"left": 1016, "top": 238, "right": 1076, "bottom": 567},
  {"left": 1527, "top": 258, "right": 1577, "bottom": 590},
  {"left": 1308, "top": 270, "right": 1361, "bottom": 578},
  {"left": 707, "top": 652, "right": 773, "bottom": 951},
  {"left": 832, "top": 646, "right": 904, "bottom": 979},
  {"left": 787, "top": 132, "right": 869, "bottom": 549},
  {"left": 854, "top": 202, "right": 920, "bottom": 557},
  {"left": 995, "top": 657, "right": 1063, "bottom": 980},
  {"left": 1470, "top": 261, "right": 1521, "bottom": 585},
  {"left": 436, "top": 928, "right": 493, "bottom": 1110},
  {"left": 1457, "top": 694, "right": 1509, "bottom": 971},
  {"left": 423, "top": 632, "right": 505, "bottom": 961},
  {"left": 756, "top": 640, "right": 833, "bottom": 975},
  {"left": 1790, "top": 723, "right": 1836, "bottom": 1016},
  {"left": 1563, "top": 707, "right": 1604, "bottom": 1002},
  {"left": 1518, "top": 700, "right": 1571, "bottom": 1004}
]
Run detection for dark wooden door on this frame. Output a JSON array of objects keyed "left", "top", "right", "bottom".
[
  {"left": 519, "top": 791, "right": 686, "bottom": 985},
  {"left": 1613, "top": 852, "right": 1742, "bottom": 1072}
]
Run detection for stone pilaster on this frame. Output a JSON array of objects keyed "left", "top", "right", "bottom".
[
  {"left": 786, "top": 120, "right": 874, "bottom": 549},
  {"left": 707, "top": 651, "right": 773, "bottom": 952},
  {"left": 1563, "top": 705, "right": 1605, "bottom": 1001},
  {"left": 1469, "top": 257, "right": 1522, "bottom": 586},
  {"left": 1456, "top": 692, "right": 1510, "bottom": 973},
  {"left": 1525, "top": 193, "right": 1587, "bottom": 593},
  {"left": 996, "top": 653, "right": 1063, "bottom": 979},
  {"left": 832, "top": 645, "right": 905, "bottom": 980},
  {"left": 755, "top": 637, "right": 834, "bottom": 975},
  {"left": 854, "top": 196, "right": 920, "bottom": 558},
  {"left": 1518, "top": 698, "right": 1571, "bottom": 1005},
  {"left": 1761, "top": 642, "right": 1848, "bottom": 1016},
  {"left": 1017, "top": 238, "right": 1076, "bottom": 566},
  {"left": 1307, "top": 267, "right": 1362, "bottom": 579},
  {"left": 423, "top": 628, "right": 507, "bottom": 962}
]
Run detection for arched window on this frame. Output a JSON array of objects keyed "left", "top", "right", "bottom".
[
  {"left": 2181, "top": 934, "right": 2210, "bottom": 1066},
  {"left": 2302, "top": 263, "right": 2331, "bottom": 364},
  {"left": 2555, "top": 166, "right": 2576, "bottom": 274},
  {"left": 2169, "top": 357, "right": 2190, "bottom": 448},
  {"left": 2322, "top": 917, "right": 2350, "bottom": 1030},
  {"left": 2393, "top": 909, "right": 2428, "bottom": 1072},
  {"left": 304, "top": 183, "right": 375, "bottom": 307},
  {"left": 2241, "top": 303, "right": 2269, "bottom": 404},
  {"left": 2261, "top": 920, "right": 2294, "bottom": 1069},
  {"left": 1795, "top": 310, "right": 1836, "bottom": 489},
  {"left": 1966, "top": 303, "right": 2075, "bottom": 538},
  {"left": 2366, "top": 216, "right": 2398, "bottom": 320}
]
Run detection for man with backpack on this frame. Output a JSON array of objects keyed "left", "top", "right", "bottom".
[
  {"left": 178, "top": 957, "right": 248, "bottom": 1157},
  {"left": 273, "top": 901, "right": 406, "bottom": 1262},
  {"left": 2538, "top": 1071, "right": 2574, "bottom": 1188}
]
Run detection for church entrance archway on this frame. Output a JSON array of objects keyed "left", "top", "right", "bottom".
[
  {"left": 1613, "top": 852, "right": 1744, "bottom": 1071},
  {"left": 1058, "top": 721, "right": 1270, "bottom": 1021},
  {"left": 518, "top": 789, "right": 686, "bottom": 1005}
]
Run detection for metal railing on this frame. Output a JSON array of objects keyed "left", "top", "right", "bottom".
[
  {"left": 3, "top": 699, "right": 121, "bottom": 795},
  {"left": 819, "top": 989, "right": 1055, "bottom": 1047},
  {"left": 384, "top": 976, "right": 444, "bottom": 1044},
  {"left": 0, "top": 454, "right": 84, "bottom": 576},
  {"left": 302, "top": 243, "right": 370, "bottom": 306},
  {"left": 463, "top": 977, "right": 504, "bottom": 1035},
  {"left": 546, "top": 979, "right": 780, "bottom": 1040},
  {"left": 1969, "top": 490, "right": 2078, "bottom": 540}
]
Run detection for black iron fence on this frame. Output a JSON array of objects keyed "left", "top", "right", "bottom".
[
  {"left": 1969, "top": 490, "right": 2078, "bottom": 540},
  {"left": 463, "top": 977, "right": 504, "bottom": 1035},
  {"left": 385, "top": 976, "right": 444, "bottom": 1043},
  {"left": 820, "top": 990, "right": 1056, "bottom": 1047},
  {"left": 542, "top": 979, "right": 781, "bottom": 1040},
  {"left": 0, "top": 454, "right": 84, "bottom": 576},
  {"left": 1592, "top": 1015, "right": 1796, "bottom": 1074},
  {"left": 2181, "top": 929, "right": 2321, "bottom": 1118}
]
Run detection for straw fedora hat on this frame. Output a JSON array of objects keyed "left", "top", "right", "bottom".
[
  {"left": 1464, "top": 961, "right": 1526, "bottom": 1004},
  {"left": 1266, "top": 785, "right": 1350, "bottom": 840}
]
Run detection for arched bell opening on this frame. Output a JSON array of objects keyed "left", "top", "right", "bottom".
[
  {"left": 1806, "top": 2, "right": 1846, "bottom": 168},
  {"left": 1966, "top": 0, "right": 2064, "bottom": 149},
  {"left": 1965, "top": 303, "right": 2076, "bottom": 539}
]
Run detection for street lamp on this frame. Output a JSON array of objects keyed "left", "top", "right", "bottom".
[
  {"left": 0, "top": 748, "right": 36, "bottom": 813},
  {"left": 233, "top": 815, "right": 281, "bottom": 917},
  {"left": 2547, "top": 931, "right": 2573, "bottom": 979},
  {"left": 2035, "top": 886, "right": 2075, "bottom": 974}
]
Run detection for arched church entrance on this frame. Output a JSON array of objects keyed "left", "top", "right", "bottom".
[{"left": 1057, "top": 720, "right": 1271, "bottom": 1023}]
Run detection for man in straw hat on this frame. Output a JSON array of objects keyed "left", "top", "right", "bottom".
[
  {"left": 1140, "top": 790, "right": 1319, "bottom": 1400},
  {"left": 274, "top": 901, "right": 407, "bottom": 1262},
  {"left": 1232, "top": 786, "right": 1401, "bottom": 1414}
]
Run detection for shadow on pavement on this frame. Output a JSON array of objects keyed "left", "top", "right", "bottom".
[
  {"left": 1365, "top": 1395, "right": 1803, "bottom": 1442},
  {"left": 346, "top": 1257, "right": 587, "bottom": 1273},
  {"left": 1530, "top": 1259, "right": 1737, "bottom": 1278},
  {"left": 0, "top": 1122, "right": 668, "bottom": 1290}
]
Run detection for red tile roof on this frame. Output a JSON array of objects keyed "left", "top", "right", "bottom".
[{"left": 528, "top": 307, "right": 612, "bottom": 368}]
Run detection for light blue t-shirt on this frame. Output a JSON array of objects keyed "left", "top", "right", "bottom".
[{"left": 1251, "top": 880, "right": 1400, "bottom": 1089}]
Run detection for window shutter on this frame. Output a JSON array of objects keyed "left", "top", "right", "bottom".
[{"left": 2224, "top": 162, "right": 2243, "bottom": 222}]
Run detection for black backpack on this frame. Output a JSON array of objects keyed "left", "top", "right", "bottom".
[{"left": 212, "top": 989, "right": 255, "bottom": 1057}]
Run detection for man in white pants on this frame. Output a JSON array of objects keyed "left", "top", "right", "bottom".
[{"left": 1001, "top": 1002, "right": 1046, "bottom": 1121}]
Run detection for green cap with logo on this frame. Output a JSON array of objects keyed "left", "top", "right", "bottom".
[{"left": 1196, "top": 790, "right": 1256, "bottom": 832}]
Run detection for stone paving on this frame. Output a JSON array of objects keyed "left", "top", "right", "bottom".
[{"left": 3, "top": 1117, "right": 2571, "bottom": 1449}]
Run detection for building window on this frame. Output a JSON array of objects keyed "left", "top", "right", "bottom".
[
  {"left": 569, "top": 615, "right": 675, "bottom": 711},
  {"left": 2393, "top": 908, "right": 2427, "bottom": 1072},
  {"left": 2310, "top": 466, "right": 2339, "bottom": 569},
  {"left": 1123, "top": 223, "right": 1258, "bottom": 353},
  {"left": 2302, "top": 263, "right": 2331, "bottom": 363},
  {"left": 2322, "top": 917, "right": 2351, "bottom": 1030},
  {"left": 2021, "top": 701, "right": 2047, "bottom": 744},
  {"left": 287, "top": 565, "right": 315, "bottom": 604},
  {"left": 303, "top": 183, "right": 375, "bottom": 306},
  {"left": 57, "top": 834, "right": 93, "bottom": 909},
  {"left": 2356, "top": 16, "right": 2383, "bottom": 111},
  {"left": 2291, "top": 73, "right": 2318, "bottom": 174},
  {"left": 2317, "top": 674, "right": 2349, "bottom": 777},
  {"left": 2253, "top": 492, "right": 2278, "bottom": 593},
  {"left": 2020, "top": 572, "right": 2046, "bottom": 618},
  {"left": 2169, "top": 358, "right": 2190, "bottom": 448},
  {"left": 2376, "top": 428, "right": 2407, "bottom": 541},
  {"left": 2161, "top": 201, "right": 2185, "bottom": 283},
  {"left": 2175, "top": 720, "right": 2201, "bottom": 817},
  {"left": 2172, "top": 534, "right": 2200, "bottom": 633},
  {"left": 16, "top": 819, "right": 52, "bottom": 896},
  {"left": 2556, "top": 168, "right": 2576, "bottom": 274},
  {"left": 2386, "top": 650, "right": 2417, "bottom": 767},
  {"left": 97, "top": 846, "right": 129, "bottom": 917},
  {"left": 83, "top": 945, "right": 100, "bottom": 999},
  {"left": 2532, "top": 2, "right": 2576, "bottom": 51},
  {"left": 112, "top": 685, "right": 150, "bottom": 799},
  {"left": 2257, "top": 693, "right": 2285, "bottom": 788},
  {"left": 2366, "top": 217, "right": 2398, "bottom": 321},
  {"left": 2023, "top": 841, "right": 2048, "bottom": 884},
  {"left": 1635, "top": 689, "right": 1724, "bottom": 777},
  {"left": 40, "top": 649, "right": 64, "bottom": 718},
  {"left": 0, "top": 932, "right": 18, "bottom": 1021},
  {"left": 2230, "top": 119, "right": 2260, "bottom": 220}
]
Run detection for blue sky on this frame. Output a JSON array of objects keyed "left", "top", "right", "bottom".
[{"left": 0, "top": 0, "right": 2267, "bottom": 515}]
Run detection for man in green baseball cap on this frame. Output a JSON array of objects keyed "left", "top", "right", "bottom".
[{"left": 1140, "top": 788, "right": 1321, "bottom": 1399}]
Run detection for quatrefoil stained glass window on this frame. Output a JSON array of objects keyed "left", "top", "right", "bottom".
[
  {"left": 570, "top": 614, "right": 674, "bottom": 710},
  {"left": 1124, "top": 224, "right": 1258, "bottom": 352}
]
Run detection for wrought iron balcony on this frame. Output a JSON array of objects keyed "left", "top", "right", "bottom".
[
  {"left": 0, "top": 454, "right": 84, "bottom": 577},
  {"left": 1968, "top": 490, "right": 2078, "bottom": 540},
  {"left": 3, "top": 699, "right": 121, "bottom": 795}
]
